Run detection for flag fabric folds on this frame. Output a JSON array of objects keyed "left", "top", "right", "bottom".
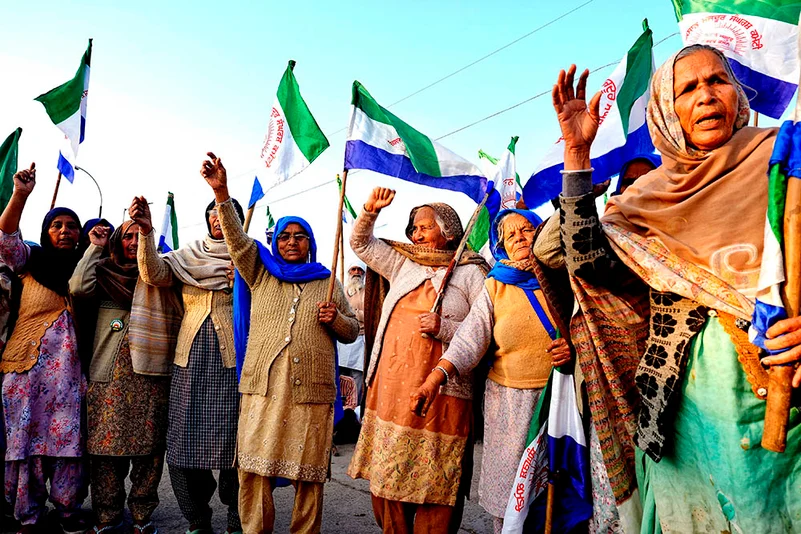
[
  {"left": 35, "top": 39, "right": 92, "bottom": 183},
  {"left": 502, "top": 367, "right": 593, "bottom": 533},
  {"left": 337, "top": 174, "right": 358, "bottom": 226},
  {"left": 751, "top": 121, "right": 801, "bottom": 351},
  {"left": 523, "top": 22, "right": 655, "bottom": 209},
  {"left": 158, "top": 192, "right": 179, "bottom": 253},
  {"left": 672, "top": 0, "right": 801, "bottom": 120},
  {"left": 345, "top": 81, "right": 488, "bottom": 203},
  {"left": 0, "top": 129, "right": 22, "bottom": 215},
  {"left": 248, "top": 176, "right": 265, "bottom": 209},
  {"left": 469, "top": 138, "right": 519, "bottom": 255},
  {"left": 260, "top": 60, "right": 329, "bottom": 191}
]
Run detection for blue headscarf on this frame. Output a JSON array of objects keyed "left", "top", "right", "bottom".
[
  {"left": 233, "top": 215, "right": 333, "bottom": 489},
  {"left": 486, "top": 209, "right": 543, "bottom": 291},
  {"left": 233, "top": 215, "right": 331, "bottom": 380},
  {"left": 613, "top": 153, "right": 662, "bottom": 195}
]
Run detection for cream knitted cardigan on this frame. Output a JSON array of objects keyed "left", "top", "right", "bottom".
[{"left": 218, "top": 199, "right": 359, "bottom": 403}]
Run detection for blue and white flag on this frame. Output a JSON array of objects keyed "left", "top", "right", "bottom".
[
  {"left": 157, "top": 192, "right": 178, "bottom": 253},
  {"left": 248, "top": 176, "right": 265, "bottom": 209},
  {"left": 345, "top": 81, "right": 488, "bottom": 203},
  {"left": 674, "top": 0, "right": 801, "bottom": 120},
  {"left": 34, "top": 40, "right": 92, "bottom": 183},
  {"left": 523, "top": 22, "right": 655, "bottom": 209},
  {"left": 750, "top": 121, "right": 801, "bottom": 350},
  {"left": 502, "top": 368, "right": 592, "bottom": 533}
]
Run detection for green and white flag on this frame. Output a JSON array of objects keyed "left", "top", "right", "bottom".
[
  {"left": 672, "top": 0, "right": 801, "bottom": 119},
  {"left": 337, "top": 174, "right": 358, "bottom": 226},
  {"left": 259, "top": 60, "right": 329, "bottom": 190},
  {"left": 468, "top": 137, "right": 519, "bottom": 256},
  {"left": 0, "top": 128, "right": 21, "bottom": 214},
  {"left": 34, "top": 39, "right": 91, "bottom": 183},
  {"left": 158, "top": 192, "right": 179, "bottom": 253},
  {"left": 266, "top": 205, "right": 276, "bottom": 231}
]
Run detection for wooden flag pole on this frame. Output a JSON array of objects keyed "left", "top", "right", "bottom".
[
  {"left": 544, "top": 479, "right": 555, "bottom": 534},
  {"left": 420, "top": 191, "right": 489, "bottom": 339},
  {"left": 763, "top": 12, "right": 801, "bottom": 454},
  {"left": 327, "top": 170, "right": 348, "bottom": 301},
  {"left": 243, "top": 206, "right": 255, "bottom": 233},
  {"left": 50, "top": 172, "right": 62, "bottom": 210},
  {"left": 338, "top": 226, "right": 345, "bottom": 283}
]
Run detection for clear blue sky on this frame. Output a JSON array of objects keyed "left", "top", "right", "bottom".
[{"left": 0, "top": 0, "right": 788, "bottom": 264}]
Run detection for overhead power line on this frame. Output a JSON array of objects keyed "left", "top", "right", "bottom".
[
  {"left": 386, "top": 0, "right": 597, "bottom": 108},
  {"left": 324, "top": 0, "right": 598, "bottom": 138},
  {"left": 179, "top": 31, "right": 681, "bottom": 230},
  {"left": 436, "top": 32, "right": 680, "bottom": 141}
]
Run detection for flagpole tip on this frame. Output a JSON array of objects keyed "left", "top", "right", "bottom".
[{"left": 288, "top": 60, "right": 296, "bottom": 70}]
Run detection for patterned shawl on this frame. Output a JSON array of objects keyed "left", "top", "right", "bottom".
[{"left": 569, "top": 45, "right": 778, "bottom": 504}]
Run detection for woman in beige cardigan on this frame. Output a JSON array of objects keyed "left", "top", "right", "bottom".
[
  {"left": 129, "top": 194, "right": 245, "bottom": 534},
  {"left": 199, "top": 152, "right": 358, "bottom": 534},
  {"left": 347, "top": 187, "right": 487, "bottom": 534}
]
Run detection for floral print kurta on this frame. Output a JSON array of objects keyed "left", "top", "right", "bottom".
[{"left": 0, "top": 231, "right": 85, "bottom": 460}]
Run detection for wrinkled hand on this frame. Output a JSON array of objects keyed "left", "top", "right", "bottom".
[
  {"left": 552, "top": 65, "right": 602, "bottom": 158},
  {"left": 226, "top": 261, "right": 235, "bottom": 282},
  {"left": 128, "top": 196, "right": 152, "bottom": 234},
  {"left": 410, "top": 370, "right": 443, "bottom": 417},
  {"left": 763, "top": 317, "right": 801, "bottom": 387},
  {"left": 13, "top": 163, "right": 36, "bottom": 198},
  {"left": 201, "top": 152, "right": 227, "bottom": 191},
  {"left": 88, "top": 225, "right": 110, "bottom": 248},
  {"left": 418, "top": 312, "right": 441, "bottom": 335},
  {"left": 364, "top": 187, "right": 395, "bottom": 213},
  {"left": 547, "top": 338, "right": 572, "bottom": 367},
  {"left": 317, "top": 302, "right": 338, "bottom": 324}
]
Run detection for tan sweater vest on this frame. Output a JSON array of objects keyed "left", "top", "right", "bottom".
[
  {"left": 1, "top": 275, "right": 71, "bottom": 374},
  {"left": 486, "top": 278, "right": 554, "bottom": 389}
]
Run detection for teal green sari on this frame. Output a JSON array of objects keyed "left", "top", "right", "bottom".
[{"left": 639, "top": 317, "right": 801, "bottom": 533}]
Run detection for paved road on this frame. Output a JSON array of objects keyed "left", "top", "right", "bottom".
[{"left": 1, "top": 444, "right": 493, "bottom": 533}]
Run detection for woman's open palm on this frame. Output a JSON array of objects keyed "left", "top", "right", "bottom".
[{"left": 552, "top": 65, "right": 602, "bottom": 152}]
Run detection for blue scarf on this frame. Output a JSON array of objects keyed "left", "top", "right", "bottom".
[
  {"left": 233, "top": 216, "right": 331, "bottom": 380},
  {"left": 613, "top": 153, "right": 662, "bottom": 195},
  {"left": 486, "top": 209, "right": 558, "bottom": 339},
  {"left": 486, "top": 209, "right": 543, "bottom": 291}
]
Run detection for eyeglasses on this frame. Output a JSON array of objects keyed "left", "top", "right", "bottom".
[
  {"left": 208, "top": 210, "right": 219, "bottom": 217},
  {"left": 276, "top": 232, "right": 310, "bottom": 243}
]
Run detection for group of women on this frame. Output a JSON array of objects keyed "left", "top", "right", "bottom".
[
  {"left": 347, "top": 43, "right": 801, "bottom": 534},
  {"left": 0, "top": 42, "right": 799, "bottom": 534}
]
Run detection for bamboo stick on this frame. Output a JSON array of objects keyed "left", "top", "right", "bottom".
[
  {"left": 243, "top": 205, "right": 255, "bottom": 233},
  {"left": 544, "top": 479, "right": 555, "bottom": 534},
  {"left": 326, "top": 170, "right": 348, "bottom": 301},
  {"left": 764, "top": 180, "right": 801, "bottom": 452},
  {"left": 50, "top": 172, "right": 62, "bottom": 210},
  {"left": 762, "top": 11, "right": 801, "bottom": 453},
  {"left": 421, "top": 191, "right": 489, "bottom": 339},
  {"left": 338, "top": 224, "right": 345, "bottom": 283}
]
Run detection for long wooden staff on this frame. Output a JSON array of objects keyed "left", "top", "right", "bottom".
[
  {"left": 339, "top": 225, "right": 345, "bottom": 283},
  {"left": 50, "top": 172, "right": 62, "bottom": 210},
  {"left": 327, "top": 170, "right": 348, "bottom": 301},
  {"left": 421, "top": 191, "right": 490, "bottom": 339},
  {"left": 763, "top": 13, "right": 801, "bottom": 454},
  {"left": 544, "top": 481, "right": 555, "bottom": 534},
  {"left": 243, "top": 205, "right": 255, "bottom": 233}
]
